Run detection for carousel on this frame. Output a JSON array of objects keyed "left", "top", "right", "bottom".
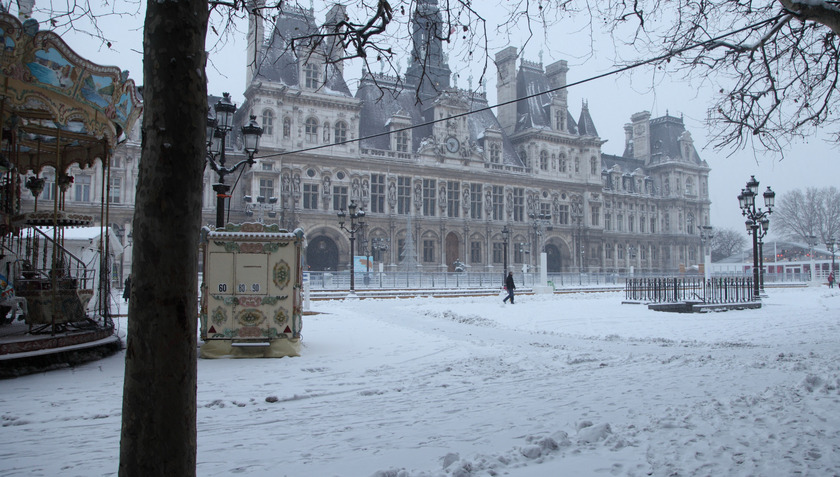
[{"left": 0, "top": 11, "right": 142, "bottom": 376}]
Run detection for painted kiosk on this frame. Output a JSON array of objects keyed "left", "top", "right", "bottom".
[
  {"left": 0, "top": 11, "right": 141, "bottom": 373},
  {"left": 199, "top": 223, "right": 304, "bottom": 358}
]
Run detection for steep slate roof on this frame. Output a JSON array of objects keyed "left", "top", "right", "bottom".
[
  {"left": 577, "top": 101, "right": 598, "bottom": 137},
  {"left": 253, "top": 7, "right": 352, "bottom": 97},
  {"left": 513, "top": 60, "right": 581, "bottom": 136},
  {"left": 356, "top": 72, "right": 523, "bottom": 167},
  {"left": 601, "top": 153, "right": 645, "bottom": 173},
  {"left": 648, "top": 114, "right": 698, "bottom": 162}
]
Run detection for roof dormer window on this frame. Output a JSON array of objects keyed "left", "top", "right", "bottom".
[{"left": 304, "top": 64, "right": 319, "bottom": 89}]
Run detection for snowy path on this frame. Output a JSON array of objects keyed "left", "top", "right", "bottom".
[{"left": 2, "top": 288, "right": 840, "bottom": 476}]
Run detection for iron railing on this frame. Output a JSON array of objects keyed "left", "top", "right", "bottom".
[{"left": 625, "top": 277, "right": 756, "bottom": 303}]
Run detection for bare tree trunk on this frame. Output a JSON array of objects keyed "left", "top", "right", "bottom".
[{"left": 118, "top": 0, "right": 208, "bottom": 473}]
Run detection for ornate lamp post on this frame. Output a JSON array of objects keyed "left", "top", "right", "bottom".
[
  {"left": 243, "top": 195, "right": 278, "bottom": 223},
  {"left": 699, "top": 225, "right": 714, "bottom": 281},
  {"left": 206, "top": 92, "right": 263, "bottom": 228},
  {"left": 338, "top": 200, "right": 365, "bottom": 294},
  {"left": 737, "top": 176, "right": 774, "bottom": 299},
  {"left": 571, "top": 197, "right": 584, "bottom": 273},
  {"left": 805, "top": 234, "right": 819, "bottom": 283},
  {"left": 826, "top": 237, "right": 837, "bottom": 281},
  {"left": 501, "top": 225, "right": 510, "bottom": 281}
]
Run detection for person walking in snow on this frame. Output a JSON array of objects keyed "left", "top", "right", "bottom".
[
  {"left": 829, "top": 271, "right": 835, "bottom": 288},
  {"left": 503, "top": 271, "right": 516, "bottom": 304},
  {"left": 123, "top": 274, "right": 132, "bottom": 302}
]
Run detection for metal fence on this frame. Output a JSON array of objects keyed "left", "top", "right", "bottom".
[
  {"left": 625, "top": 277, "right": 756, "bottom": 304},
  {"left": 305, "top": 271, "right": 627, "bottom": 290}
]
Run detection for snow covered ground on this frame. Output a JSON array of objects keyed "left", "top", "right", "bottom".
[{"left": 2, "top": 287, "right": 840, "bottom": 476}]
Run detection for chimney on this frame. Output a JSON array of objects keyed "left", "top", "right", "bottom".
[{"left": 495, "top": 46, "right": 518, "bottom": 135}]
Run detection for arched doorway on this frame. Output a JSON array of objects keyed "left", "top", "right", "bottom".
[
  {"left": 545, "top": 243, "right": 563, "bottom": 272},
  {"left": 445, "top": 232, "right": 460, "bottom": 271},
  {"left": 306, "top": 236, "right": 339, "bottom": 271}
]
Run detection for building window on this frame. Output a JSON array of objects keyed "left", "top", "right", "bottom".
[
  {"left": 489, "top": 143, "right": 501, "bottom": 163},
  {"left": 261, "top": 109, "right": 274, "bottom": 136},
  {"left": 304, "top": 63, "right": 319, "bottom": 88},
  {"left": 628, "top": 214, "right": 635, "bottom": 232},
  {"left": 540, "top": 150, "right": 548, "bottom": 171},
  {"left": 397, "top": 239, "right": 405, "bottom": 262},
  {"left": 512, "top": 188, "right": 524, "bottom": 222},
  {"left": 422, "top": 179, "right": 436, "bottom": 216},
  {"left": 333, "top": 185, "right": 348, "bottom": 211},
  {"left": 109, "top": 176, "right": 121, "bottom": 204},
  {"left": 557, "top": 204, "right": 569, "bottom": 225},
  {"left": 470, "top": 183, "right": 482, "bottom": 220},
  {"left": 75, "top": 174, "right": 92, "bottom": 202},
  {"left": 305, "top": 118, "right": 318, "bottom": 143},
  {"left": 686, "top": 177, "right": 695, "bottom": 196},
  {"left": 259, "top": 178, "right": 274, "bottom": 200},
  {"left": 605, "top": 213, "right": 612, "bottom": 231},
  {"left": 283, "top": 117, "right": 291, "bottom": 138},
  {"left": 519, "top": 148, "right": 528, "bottom": 169},
  {"left": 491, "top": 186, "right": 504, "bottom": 221},
  {"left": 370, "top": 174, "right": 385, "bottom": 213},
  {"left": 470, "top": 241, "right": 481, "bottom": 263},
  {"left": 447, "top": 182, "right": 460, "bottom": 218},
  {"left": 43, "top": 174, "right": 55, "bottom": 201},
  {"left": 423, "top": 239, "right": 435, "bottom": 262},
  {"left": 514, "top": 244, "right": 524, "bottom": 263},
  {"left": 334, "top": 121, "right": 347, "bottom": 144},
  {"left": 540, "top": 202, "right": 551, "bottom": 218},
  {"left": 303, "top": 183, "right": 319, "bottom": 209},
  {"left": 323, "top": 122, "right": 330, "bottom": 142},
  {"left": 492, "top": 242, "right": 503, "bottom": 264},
  {"left": 639, "top": 216, "right": 646, "bottom": 233},
  {"left": 650, "top": 217, "right": 656, "bottom": 234},
  {"left": 397, "top": 176, "right": 411, "bottom": 215},
  {"left": 590, "top": 205, "right": 600, "bottom": 226},
  {"left": 395, "top": 130, "right": 409, "bottom": 152},
  {"left": 617, "top": 214, "right": 624, "bottom": 232}
]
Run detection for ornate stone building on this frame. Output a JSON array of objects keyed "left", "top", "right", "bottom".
[{"left": 23, "top": 1, "right": 711, "bottom": 277}]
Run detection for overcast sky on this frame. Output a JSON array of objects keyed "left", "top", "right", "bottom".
[{"left": 40, "top": 1, "right": 840, "bottom": 238}]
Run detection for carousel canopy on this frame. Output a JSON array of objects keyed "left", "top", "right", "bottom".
[{"left": 0, "top": 12, "right": 143, "bottom": 174}]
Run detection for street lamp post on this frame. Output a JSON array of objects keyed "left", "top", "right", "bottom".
[
  {"left": 243, "top": 195, "right": 278, "bottom": 223},
  {"left": 337, "top": 200, "right": 365, "bottom": 295},
  {"left": 571, "top": 197, "right": 584, "bottom": 274},
  {"left": 737, "top": 175, "right": 775, "bottom": 300},
  {"left": 206, "top": 92, "right": 264, "bottom": 228},
  {"left": 699, "top": 225, "right": 714, "bottom": 281},
  {"left": 806, "top": 234, "right": 819, "bottom": 283},
  {"left": 826, "top": 237, "right": 837, "bottom": 282},
  {"left": 501, "top": 225, "right": 510, "bottom": 282}
]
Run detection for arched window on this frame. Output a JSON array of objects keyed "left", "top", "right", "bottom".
[
  {"left": 323, "top": 122, "right": 331, "bottom": 142},
  {"left": 261, "top": 109, "right": 274, "bottom": 136},
  {"left": 283, "top": 117, "right": 291, "bottom": 138},
  {"left": 685, "top": 177, "right": 695, "bottom": 196},
  {"left": 489, "top": 143, "right": 500, "bottom": 163},
  {"left": 305, "top": 117, "right": 318, "bottom": 143},
  {"left": 540, "top": 150, "right": 549, "bottom": 171},
  {"left": 334, "top": 121, "right": 347, "bottom": 144}
]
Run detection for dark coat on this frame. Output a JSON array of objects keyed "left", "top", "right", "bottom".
[{"left": 504, "top": 274, "right": 515, "bottom": 290}]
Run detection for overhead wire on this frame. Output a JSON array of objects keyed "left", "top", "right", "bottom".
[{"left": 251, "top": 13, "right": 787, "bottom": 162}]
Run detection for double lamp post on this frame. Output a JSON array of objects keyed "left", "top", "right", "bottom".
[
  {"left": 737, "top": 175, "right": 775, "bottom": 299},
  {"left": 206, "top": 92, "right": 264, "bottom": 228},
  {"left": 337, "top": 201, "right": 366, "bottom": 294}
]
